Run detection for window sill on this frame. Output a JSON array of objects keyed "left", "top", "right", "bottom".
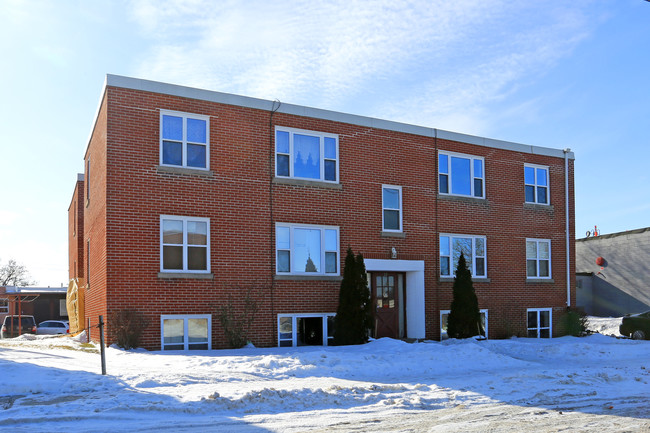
[
  {"left": 524, "top": 203, "right": 554, "bottom": 211},
  {"left": 438, "top": 194, "right": 487, "bottom": 203},
  {"left": 157, "top": 165, "right": 214, "bottom": 177},
  {"left": 275, "top": 275, "right": 343, "bottom": 281},
  {"left": 273, "top": 177, "right": 342, "bottom": 189},
  {"left": 526, "top": 278, "right": 555, "bottom": 284},
  {"left": 158, "top": 272, "right": 214, "bottom": 280},
  {"left": 381, "top": 231, "right": 405, "bottom": 238},
  {"left": 439, "top": 277, "right": 491, "bottom": 283}
]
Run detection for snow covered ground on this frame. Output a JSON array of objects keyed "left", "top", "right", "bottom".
[{"left": 1, "top": 317, "right": 649, "bottom": 432}]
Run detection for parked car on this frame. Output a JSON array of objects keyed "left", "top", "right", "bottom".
[
  {"left": 620, "top": 311, "right": 650, "bottom": 340},
  {"left": 1, "top": 315, "right": 37, "bottom": 338},
  {"left": 37, "top": 320, "right": 70, "bottom": 335}
]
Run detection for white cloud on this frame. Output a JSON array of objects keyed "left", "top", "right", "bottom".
[{"left": 127, "top": 1, "right": 600, "bottom": 135}]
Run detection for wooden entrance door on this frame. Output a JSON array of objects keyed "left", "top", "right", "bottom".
[{"left": 372, "top": 272, "right": 405, "bottom": 339}]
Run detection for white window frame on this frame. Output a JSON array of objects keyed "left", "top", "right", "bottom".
[
  {"left": 526, "top": 238, "right": 551, "bottom": 279},
  {"left": 275, "top": 223, "right": 340, "bottom": 276},
  {"left": 274, "top": 126, "right": 339, "bottom": 183},
  {"left": 0, "top": 299, "right": 8, "bottom": 314},
  {"left": 277, "top": 313, "right": 336, "bottom": 347},
  {"left": 160, "top": 110, "right": 210, "bottom": 170},
  {"left": 524, "top": 164, "right": 549, "bottom": 205},
  {"left": 160, "top": 215, "right": 211, "bottom": 273},
  {"left": 160, "top": 314, "right": 212, "bottom": 350},
  {"left": 382, "top": 185, "right": 403, "bottom": 232},
  {"left": 527, "top": 308, "right": 552, "bottom": 338},
  {"left": 440, "top": 234, "right": 487, "bottom": 278},
  {"left": 440, "top": 309, "right": 488, "bottom": 340},
  {"left": 438, "top": 151, "right": 485, "bottom": 198}
]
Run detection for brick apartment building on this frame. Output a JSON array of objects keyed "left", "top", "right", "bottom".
[{"left": 68, "top": 74, "right": 576, "bottom": 351}]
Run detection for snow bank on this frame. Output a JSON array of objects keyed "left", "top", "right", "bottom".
[{"left": 0, "top": 329, "right": 648, "bottom": 432}]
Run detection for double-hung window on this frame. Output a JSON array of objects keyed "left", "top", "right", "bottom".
[
  {"left": 276, "top": 223, "right": 339, "bottom": 275},
  {"left": 382, "top": 185, "right": 402, "bottom": 232},
  {"left": 439, "top": 152, "right": 484, "bottom": 198},
  {"left": 440, "top": 234, "right": 487, "bottom": 278},
  {"left": 275, "top": 127, "right": 338, "bottom": 182},
  {"left": 161, "top": 216, "right": 210, "bottom": 273},
  {"left": 160, "top": 110, "right": 210, "bottom": 170},
  {"left": 526, "top": 239, "right": 551, "bottom": 279},
  {"left": 524, "top": 164, "right": 549, "bottom": 204}
]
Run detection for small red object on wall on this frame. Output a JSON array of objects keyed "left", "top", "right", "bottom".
[{"left": 596, "top": 257, "right": 605, "bottom": 266}]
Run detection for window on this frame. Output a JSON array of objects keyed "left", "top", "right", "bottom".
[
  {"left": 275, "top": 127, "right": 338, "bottom": 182},
  {"left": 439, "top": 152, "right": 484, "bottom": 198},
  {"left": 0, "top": 299, "right": 8, "bottom": 314},
  {"left": 382, "top": 185, "right": 402, "bottom": 232},
  {"left": 278, "top": 314, "right": 335, "bottom": 347},
  {"left": 85, "top": 158, "right": 90, "bottom": 202},
  {"left": 440, "top": 234, "right": 487, "bottom": 278},
  {"left": 86, "top": 239, "right": 90, "bottom": 289},
  {"left": 160, "top": 110, "right": 210, "bottom": 169},
  {"left": 440, "top": 309, "right": 488, "bottom": 340},
  {"left": 161, "top": 314, "right": 211, "bottom": 350},
  {"left": 160, "top": 216, "right": 210, "bottom": 273},
  {"left": 527, "top": 308, "right": 552, "bottom": 338},
  {"left": 526, "top": 239, "right": 551, "bottom": 279},
  {"left": 524, "top": 164, "right": 549, "bottom": 204},
  {"left": 59, "top": 299, "right": 68, "bottom": 317},
  {"left": 276, "top": 224, "right": 339, "bottom": 275}
]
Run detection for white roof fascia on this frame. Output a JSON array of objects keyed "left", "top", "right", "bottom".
[{"left": 102, "top": 74, "right": 575, "bottom": 160}]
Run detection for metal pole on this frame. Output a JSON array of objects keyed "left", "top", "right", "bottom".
[
  {"left": 87, "top": 317, "right": 91, "bottom": 342},
  {"left": 18, "top": 294, "right": 22, "bottom": 336},
  {"left": 10, "top": 296, "right": 15, "bottom": 336},
  {"left": 99, "top": 315, "right": 106, "bottom": 375},
  {"left": 564, "top": 149, "right": 571, "bottom": 307}
]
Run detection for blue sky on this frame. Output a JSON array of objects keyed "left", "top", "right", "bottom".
[{"left": 1, "top": 0, "right": 649, "bottom": 286}]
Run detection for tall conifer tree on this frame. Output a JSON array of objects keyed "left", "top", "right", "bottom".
[
  {"left": 447, "top": 253, "right": 484, "bottom": 339},
  {"left": 333, "top": 248, "right": 372, "bottom": 345}
]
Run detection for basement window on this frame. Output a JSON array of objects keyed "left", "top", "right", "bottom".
[
  {"left": 527, "top": 308, "right": 552, "bottom": 338},
  {"left": 278, "top": 314, "right": 335, "bottom": 347},
  {"left": 440, "top": 309, "right": 488, "bottom": 340},
  {"left": 161, "top": 314, "right": 211, "bottom": 350}
]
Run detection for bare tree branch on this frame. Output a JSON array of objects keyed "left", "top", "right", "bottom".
[{"left": 0, "top": 258, "right": 35, "bottom": 287}]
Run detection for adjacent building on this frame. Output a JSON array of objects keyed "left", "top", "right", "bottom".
[
  {"left": 0, "top": 286, "right": 68, "bottom": 325},
  {"left": 68, "top": 74, "right": 576, "bottom": 350},
  {"left": 576, "top": 227, "right": 650, "bottom": 316}
]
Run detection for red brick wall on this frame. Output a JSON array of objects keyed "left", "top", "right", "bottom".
[
  {"left": 80, "top": 85, "right": 576, "bottom": 349},
  {"left": 68, "top": 180, "right": 85, "bottom": 281},
  {"left": 84, "top": 93, "right": 109, "bottom": 334}
]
